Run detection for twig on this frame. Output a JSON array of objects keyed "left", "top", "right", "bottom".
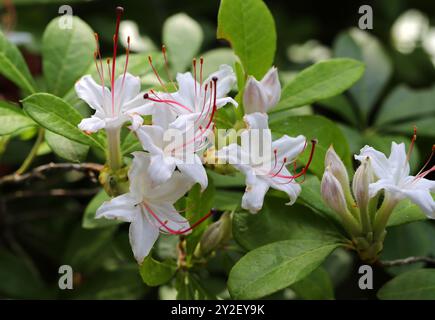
[
  {"left": 0, "top": 162, "right": 103, "bottom": 186},
  {"left": 2, "top": 188, "right": 100, "bottom": 201},
  {"left": 380, "top": 256, "right": 435, "bottom": 267}
]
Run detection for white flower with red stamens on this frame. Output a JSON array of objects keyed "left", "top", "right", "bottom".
[
  {"left": 355, "top": 133, "right": 435, "bottom": 218},
  {"left": 134, "top": 77, "right": 221, "bottom": 190},
  {"left": 217, "top": 112, "right": 316, "bottom": 213},
  {"left": 243, "top": 66, "right": 281, "bottom": 114},
  {"left": 76, "top": 7, "right": 149, "bottom": 133},
  {"left": 96, "top": 152, "right": 211, "bottom": 263},
  {"left": 133, "top": 52, "right": 238, "bottom": 129}
]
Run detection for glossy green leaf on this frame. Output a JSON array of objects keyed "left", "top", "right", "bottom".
[
  {"left": 82, "top": 190, "right": 122, "bottom": 229},
  {"left": 378, "top": 269, "right": 435, "bottom": 300},
  {"left": 270, "top": 115, "right": 352, "bottom": 177},
  {"left": 291, "top": 267, "right": 335, "bottom": 300},
  {"left": 23, "top": 93, "right": 104, "bottom": 150},
  {"left": 317, "top": 95, "right": 358, "bottom": 126},
  {"left": 45, "top": 130, "right": 89, "bottom": 162},
  {"left": 163, "top": 13, "right": 203, "bottom": 72},
  {"left": 387, "top": 199, "right": 427, "bottom": 227},
  {"left": 228, "top": 239, "right": 340, "bottom": 299},
  {"left": 0, "top": 101, "right": 35, "bottom": 135},
  {"left": 176, "top": 271, "right": 216, "bottom": 300},
  {"left": 271, "top": 59, "right": 364, "bottom": 112},
  {"left": 233, "top": 196, "right": 345, "bottom": 251},
  {"left": 375, "top": 85, "right": 435, "bottom": 126},
  {"left": 139, "top": 255, "right": 177, "bottom": 287},
  {"left": 0, "top": 31, "right": 36, "bottom": 93},
  {"left": 334, "top": 29, "right": 392, "bottom": 119},
  {"left": 42, "top": 16, "right": 95, "bottom": 97},
  {"left": 217, "top": 0, "right": 276, "bottom": 79},
  {"left": 199, "top": 48, "right": 237, "bottom": 78}
]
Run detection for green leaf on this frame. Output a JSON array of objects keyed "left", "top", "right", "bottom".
[
  {"left": 213, "top": 190, "right": 242, "bottom": 211},
  {"left": 269, "top": 115, "right": 351, "bottom": 177},
  {"left": 271, "top": 58, "right": 364, "bottom": 112},
  {"left": 185, "top": 180, "right": 215, "bottom": 257},
  {"left": 139, "top": 255, "right": 177, "bottom": 286},
  {"left": 382, "top": 221, "right": 434, "bottom": 275},
  {"left": 0, "top": 101, "right": 35, "bottom": 135},
  {"left": 121, "top": 130, "right": 142, "bottom": 155},
  {"left": 42, "top": 16, "right": 95, "bottom": 97},
  {"left": 0, "top": 31, "right": 36, "bottom": 93},
  {"left": 375, "top": 85, "right": 435, "bottom": 126},
  {"left": 228, "top": 239, "right": 340, "bottom": 299},
  {"left": 386, "top": 117, "right": 435, "bottom": 137},
  {"left": 334, "top": 29, "right": 392, "bottom": 119},
  {"left": 22, "top": 93, "right": 104, "bottom": 150},
  {"left": 199, "top": 48, "right": 237, "bottom": 78},
  {"left": 317, "top": 95, "right": 358, "bottom": 126},
  {"left": 0, "top": 249, "right": 49, "bottom": 299},
  {"left": 82, "top": 190, "right": 122, "bottom": 229},
  {"left": 233, "top": 196, "right": 345, "bottom": 251},
  {"left": 176, "top": 271, "right": 216, "bottom": 300},
  {"left": 378, "top": 269, "right": 435, "bottom": 300},
  {"left": 163, "top": 13, "right": 203, "bottom": 72},
  {"left": 217, "top": 0, "right": 276, "bottom": 79},
  {"left": 291, "top": 267, "right": 335, "bottom": 300},
  {"left": 387, "top": 199, "right": 427, "bottom": 227},
  {"left": 45, "top": 130, "right": 89, "bottom": 162}
]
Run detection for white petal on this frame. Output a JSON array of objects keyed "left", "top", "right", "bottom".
[
  {"left": 129, "top": 209, "right": 159, "bottom": 263},
  {"left": 176, "top": 155, "right": 208, "bottom": 191},
  {"left": 114, "top": 73, "right": 141, "bottom": 109},
  {"left": 136, "top": 125, "right": 165, "bottom": 153},
  {"left": 355, "top": 145, "right": 390, "bottom": 179},
  {"left": 242, "top": 177, "right": 270, "bottom": 214},
  {"left": 175, "top": 72, "right": 197, "bottom": 108},
  {"left": 128, "top": 113, "right": 144, "bottom": 131},
  {"left": 368, "top": 179, "right": 391, "bottom": 198},
  {"left": 147, "top": 202, "right": 190, "bottom": 233},
  {"left": 96, "top": 193, "right": 139, "bottom": 222},
  {"left": 410, "top": 177, "right": 435, "bottom": 192},
  {"left": 206, "top": 64, "right": 237, "bottom": 98},
  {"left": 147, "top": 171, "right": 194, "bottom": 204},
  {"left": 148, "top": 154, "right": 176, "bottom": 186},
  {"left": 400, "top": 189, "right": 435, "bottom": 218},
  {"left": 267, "top": 169, "right": 302, "bottom": 206},
  {"left": 243, "top": 77, "right": 269, "bottom": 114},
  {"left": 243, "top": 112, "right": 269, "bottom": 130},
  {"left": 129, "top": 152, "right": 152, "bottom": 197},
  {"left": 75, "top": 75, "right": 109, "bottom": 114},
  {"left": 216, "top": 97, "right": 238, "bottom": 109},
  {"left": 78, "top": 116, "right": 106, "bottom": 133},
  {"left": 272, "top": 134, "right": 306, "bottom": 162},
  {"left": 389, "top": 142, "right": 410, "bottom": 177}
]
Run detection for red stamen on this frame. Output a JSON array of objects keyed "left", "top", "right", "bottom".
[
  {"left": 199, "top": 56, "right": 204, "bottom": 85},
  {"left": 110, "top": 7, "right": 124, "bottom": 116},
  {"left": 415, "top": 144, "right": 435, "bottom": 179},
  {"left": 407, "top": 126, "right": 417, "bottom": 163},
  {"left": 144, "top": 203, "right": 212, "bottom": 235},
  {"left": 121, "top": 36, "right": 131, "bottom": 90},
  {"left": 144, "top": 92, "right": 193, "bottom": 113},
  {"left": 148, "top": 55, "right": 168, "bottom": 92},
  {"left": 161, "top": 45, "right": 176, "bottom": 90}
]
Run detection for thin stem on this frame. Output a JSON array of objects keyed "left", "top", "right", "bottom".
[
  {"left": 106, "top": 127, "right": 123, "bottom": 171},
  {"left": 15, "top": 128, "right": 45, "bottom": 175},
  {"left": 380, "top": 256, "right": 435, "bottom": 267}
]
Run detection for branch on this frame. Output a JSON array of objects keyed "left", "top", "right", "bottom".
[
  {"left": 2, "top": 188, "right": 100, "bottom": 201},
  {"left": 0, "top": 162, "right": 103, "bottom": 186},
  {"left": 380, "top": 256, "right": 435, "bottom": 267}
]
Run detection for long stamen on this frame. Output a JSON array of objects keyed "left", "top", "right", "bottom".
[
  {"left": 148, "top": 55, "right": 170, "bottom": 92},
  {"left": 406, "top": 126, "right": 417, "bottom": 163},
  {"left": 121, "top": 36, "right": 130, "bottom": 90},
  {"left": 111, "top": 6, "right": 124, "bottom": 116},
  {"left": 193, "top": 58, "right": 197, "bottom": 98},
  {"left": 199, "top": 56, "right": 204, "bottom": 85},
  {"left": 415, "top": 145, "right": 435, "bottom": 179},
  {"left": 144, "top": 93, "right": 193, "bottom": 113},
  {"left": 161, "top": 45, "right": 177, "bottom": 90},
  {"left": 144, "top": 203, "right": 212, "bottom": 235}
]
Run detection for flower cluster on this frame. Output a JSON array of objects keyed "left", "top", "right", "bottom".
[
  {"left": 321, "top": 135, "right": 435, "bottom": 261},
  {"left": 73, "top": 8, "right": 316, "bottom": 263}
]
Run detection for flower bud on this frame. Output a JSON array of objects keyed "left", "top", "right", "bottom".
[
  {"left": 243, "top": 67, "right": 281, "bottom": 114},
  {"left": 325, "top": 146, "right": 349, "bottom": 190},
  {"left": 321, "top": 167, "right": 348, "bottom": 216},
  {"left": 352, "top": 156, "right": 374, "bottom": 210},
  {"left": 195, "top": 212, "right": 232, "bottom": 257}
]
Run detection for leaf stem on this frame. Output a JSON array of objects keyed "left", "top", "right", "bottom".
[{"left": 15, "top": 128, "right": 45, "bottom": 175}]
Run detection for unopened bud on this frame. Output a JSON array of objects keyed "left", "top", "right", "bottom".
[
  {"left": 321, "top": 167, "right": 348, "bottom": 216},
  {"left": 352, "top": 157, "right": 374, "bottom": 210},
  {"left": 195, "top": 212, "right": 232, "bottom": 257},
  {"left": 325, "top": 146, "right": 350, "bottom": 190}
]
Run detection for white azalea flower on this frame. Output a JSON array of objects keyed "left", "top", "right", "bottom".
[
  {"left": 217, "top": 112, "right": 314, "bottom": 213},
  {"left": 135, "top": 61, "right": 238, "bottom": 129},
  {"left": 76, "top": 73, "right": 147, "bottom": 133},
  {"left": 135, "top": 112, "right": 209, "bottom": 190},
  {"left": 96, "top": 152, "right": 195, "bottom": 263},
  {"left": 243, "top": 66, "right": 281, "bottom": 114},
  {"left": 355, "top": 142, "right": 435, "bottom": 218}
]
